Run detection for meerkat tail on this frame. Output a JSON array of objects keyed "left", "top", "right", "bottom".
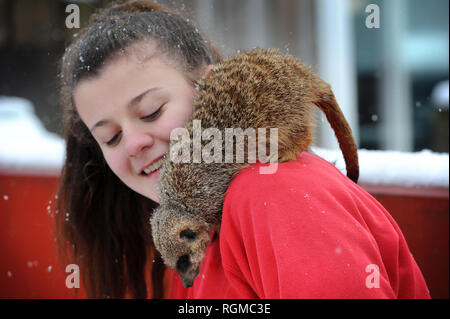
[{"left": 314, "top": 90, "right": 360, "bottom": 183}]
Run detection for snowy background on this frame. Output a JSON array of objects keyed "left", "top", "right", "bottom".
[{"left": 0, "top": 96, "right": 448, "bottom": 188}]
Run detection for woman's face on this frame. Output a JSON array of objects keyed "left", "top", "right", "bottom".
[{"left": 74, "top": 48, "right": 206, "bottom": 203}]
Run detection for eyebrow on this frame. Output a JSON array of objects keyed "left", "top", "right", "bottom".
[{"left": 90, "top": 87, "right": 162, "bottom": 132}]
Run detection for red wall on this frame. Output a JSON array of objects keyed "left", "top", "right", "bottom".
[
  {"left": 0, "top": 174, "right": 83, "bottom": 298},
  {"left": 0, "top": 174, "right": 448, "bottom": 298},
  {"left": 363, "top": 184, "right": 449, "bottom": 299}
]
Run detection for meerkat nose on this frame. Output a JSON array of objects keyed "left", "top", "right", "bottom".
[{"left": 181, "top": 277, "right": 194, "bottom": 288}]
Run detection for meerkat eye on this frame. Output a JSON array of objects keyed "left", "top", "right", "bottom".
[
  {"left": 179, "top": 229, "right": 197, "bottom": 241},
  {"left": 176, "top": 254, "right": 191, "bottom": 273}
]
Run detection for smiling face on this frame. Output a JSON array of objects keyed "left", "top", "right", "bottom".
[{"left": 73, "top": 43, "right": 198, "bottom": 202}]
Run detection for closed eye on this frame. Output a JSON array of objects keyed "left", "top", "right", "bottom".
[
  {"left": 180, "top": 229, "right": 197, "bottom": 241},
  {"left": 104, "top": 103, "right": 166, "bottom": 147},
  {"left": 106, "top": 131, "right": 121, "bottom": 146},
  {"left": 141, "top": 103, "right": 165, "bottom": 121}
]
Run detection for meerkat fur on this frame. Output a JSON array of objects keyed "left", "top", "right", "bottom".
[{"left": 150, "top": 48, "right": 359, "bottom": 288}]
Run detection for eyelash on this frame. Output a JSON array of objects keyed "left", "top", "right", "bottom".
[
  {"left": 106, "top": 131, "right": 121, "bottom": 146},
  {"left": 141, "top": 104, "right": 164, "bottom": 120},
  {"left": 105, "top": 104, "right": 165, "bottom": 147}
]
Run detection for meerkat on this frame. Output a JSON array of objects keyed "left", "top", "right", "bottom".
[{"left": 150, "top": 48, "right": 359, "bottom": 288}]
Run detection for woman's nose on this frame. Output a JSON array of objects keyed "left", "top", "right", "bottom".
[{"left": 124, "top": 130, "right": 154, "bottom": 157}]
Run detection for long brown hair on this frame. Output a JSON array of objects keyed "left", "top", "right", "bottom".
[{"left": 55, "top": 0, "right": 222, "bottom": 299}]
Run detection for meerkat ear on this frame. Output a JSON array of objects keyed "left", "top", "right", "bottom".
[{"left": 179, "top": 229, "right": 197, "bottom": 241}]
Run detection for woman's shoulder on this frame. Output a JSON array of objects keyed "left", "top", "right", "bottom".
[
  {"left": 224, "top": 151, "right": 349, "bottom": 201},
  {"left": 222, "top": 151, "right": 357, "bottom": 225}
]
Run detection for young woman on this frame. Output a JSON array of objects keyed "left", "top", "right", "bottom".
[{"left": 56, "top": 0, "right": 430, "bottom": 299}]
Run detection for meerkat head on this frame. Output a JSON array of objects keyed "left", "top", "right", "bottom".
[{"left": 150, "top": 206, "right": 211, "bottom": 288}]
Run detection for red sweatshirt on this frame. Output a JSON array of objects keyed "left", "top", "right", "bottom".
[{"left": 169, "top": 152, "right": 430, "bottom": 299}]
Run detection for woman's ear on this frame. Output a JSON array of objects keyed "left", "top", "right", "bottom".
[{"left": 202, "top": 64, "right": 215, "bottom": 78}]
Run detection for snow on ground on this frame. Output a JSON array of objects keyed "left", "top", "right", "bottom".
[
  {"left": 312, "top": 147, "right": 449, "bottom": 188},
  {"left": 0, "top": 96, "right": 65, "bottom": 176},
  {"left": 0, "top": 96, "right": 448, "bottom": 187}
]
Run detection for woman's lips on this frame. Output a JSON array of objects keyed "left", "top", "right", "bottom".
[
  {"left": 140, "top": 154, "right": 166, "bottom": 176},
  {"left": 143, "top": 167, "right": 161, "bottom": 178}
]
